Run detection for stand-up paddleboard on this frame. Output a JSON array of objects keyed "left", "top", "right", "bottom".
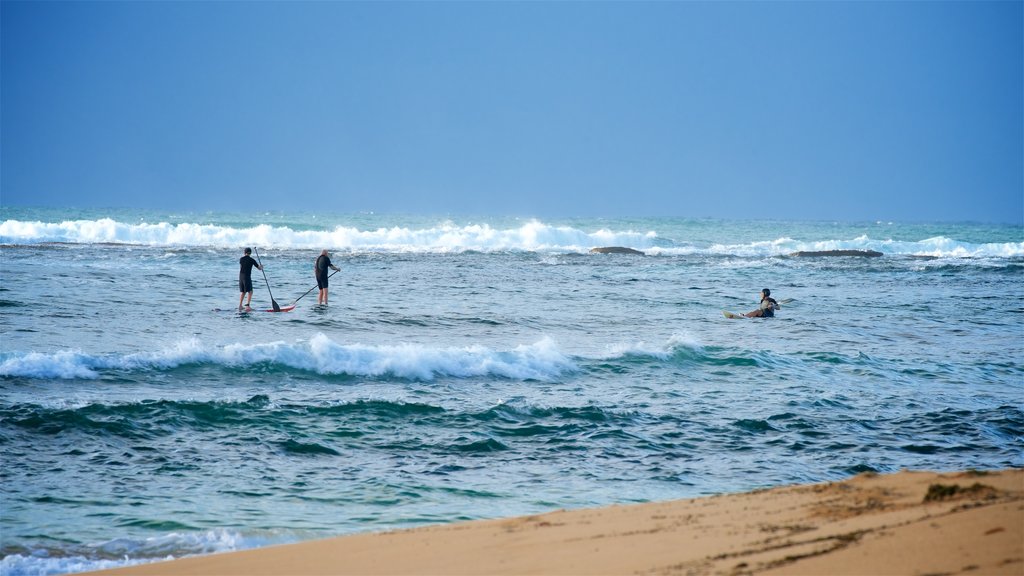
[{"left": 213, "top": 304, "right": 296, "bottom": 313}]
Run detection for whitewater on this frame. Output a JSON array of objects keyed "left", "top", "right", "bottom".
[
  {"left": 2, "top": 207, "right": 1022, "bottom": 576},
  {"left": 3, "top": 211, "right": 1022, "bottom": 257}
]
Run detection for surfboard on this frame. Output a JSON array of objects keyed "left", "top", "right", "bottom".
[
  {"left": 263, "top": 304, "right": 296, "bottom": 313},
  {"left": 721, "top": 298, "right": 792, "bottom": 319}
]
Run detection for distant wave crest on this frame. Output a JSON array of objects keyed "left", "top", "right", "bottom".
[
  {"left": 0, "top": 218, "right": 656, "bottom": 253},
  {"left": 3, "top": 218, "right": 1021, "bottom": 258},
  {"left": 689, "top": 234, "right": 1024, "bottom": 259}
]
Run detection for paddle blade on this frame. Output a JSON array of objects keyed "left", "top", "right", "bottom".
[{"left": 272, "top": 299, "right": 281, "bottom": 312}]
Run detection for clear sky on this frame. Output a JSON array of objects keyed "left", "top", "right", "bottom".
[{"left": 2, "top": 1, "right": 1021, "bottom": 223}]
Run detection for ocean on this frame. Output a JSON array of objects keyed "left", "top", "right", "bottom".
[{"left": 1, "top": 207, "right": 1021, "bottom": 575}]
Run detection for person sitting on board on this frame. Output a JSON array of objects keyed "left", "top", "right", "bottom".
[
  {"left": 744, "top": 288, "right": 780, "bottom": 318},
  {"left": 315, "top": 249, "right": 341, "bottom": 306},
  {"left": 238, "top": 247, "right": 262, "bottom": 310}
]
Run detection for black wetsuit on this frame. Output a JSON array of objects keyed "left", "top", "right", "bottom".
[
  {"left": 315, "top": 255, "right": 332, "bottom": 289},
  {"left": 239, "top": 255, "right": 259, "bottom": 293}
]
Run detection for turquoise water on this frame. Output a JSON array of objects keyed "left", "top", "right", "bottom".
[{"left": 1, "top": 207, "right": 1022, "bottom": 575}]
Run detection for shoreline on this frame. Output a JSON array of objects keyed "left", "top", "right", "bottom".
[{"left": 87, "top": 468, "right": 1023, "bottom": 575}]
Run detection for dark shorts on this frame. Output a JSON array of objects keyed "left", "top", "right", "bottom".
[
  {"left": 239, "top": 276, "right": 253, "bottom": 293},
  {"left": 316, "top": 274, "right": 328, "bottom": 290}
]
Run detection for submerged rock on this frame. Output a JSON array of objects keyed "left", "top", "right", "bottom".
[
  {"left": 590, "top": 246, "right": 645, "bottom": 256},
  {"left": 790, "top": 250, "right": 883, "bottom": 257}
]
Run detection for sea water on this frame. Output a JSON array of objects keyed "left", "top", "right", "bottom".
[{"left": 1, "top": 207, "right": 1021, "bottom": 575}]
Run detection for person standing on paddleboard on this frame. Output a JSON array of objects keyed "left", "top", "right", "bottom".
[
  {"left": 315, "top": 249, "right": 341, "bottom": 306},
  {"left": 744, "top": 288, "right": 780, "bottom": 318},
  {"left": 238, "top": 247, "right": 262, "bottom": 310}
]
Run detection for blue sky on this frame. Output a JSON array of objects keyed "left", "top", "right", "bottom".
[{"left": 2, "top": 1, "right": 1021, "bottom": 223}]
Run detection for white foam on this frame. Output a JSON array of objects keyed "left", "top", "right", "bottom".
[
  {"left": 0, "top": 336, "right": 578, "bottom": 382},
  {"left": 0, "top": 219, "right": 657, "bottom": 253},
  {"left": 658, "top": 234, "right": 1024, "bottom": 258},
  {"left": 0, "top": 529, "right": 278, "bottom": 576},
  {"left": 593, "top": 332, "right": 704, "bottom": 361},
  {"left": 0, "top": 553, "right": 154, "bottom": 576},
  {"left": 0, "top": 351, "right": 101, "bottom": 379},
  {"left": 3, "top": 218, "right": 1020, "bottom": 258}
]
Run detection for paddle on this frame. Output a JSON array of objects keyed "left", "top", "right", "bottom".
[
  {"left": 291, "top": 269, "right": 339, "bottom": 306},
  {"left": 252, "top": 247, "right": 281, "bottom": 312}
]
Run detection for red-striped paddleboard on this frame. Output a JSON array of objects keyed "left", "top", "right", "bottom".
[{"left": 214, "top": 304, "right": 297, "bottom": 313}]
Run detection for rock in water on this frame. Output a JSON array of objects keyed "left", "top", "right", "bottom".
[{"left": 590, "top": 247, "right": 645, "bottom": 256}]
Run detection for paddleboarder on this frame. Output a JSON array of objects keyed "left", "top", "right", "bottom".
[
  {"left": 744, "top": 288, "right": 780, "bottom": 318},
  {"left": 238, "top": 247, "right": 262, "bottom": 310},
  {"left": 315, "top": 249, "right": 341, "bottom": 306}
]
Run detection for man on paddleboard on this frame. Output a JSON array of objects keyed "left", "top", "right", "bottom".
[
  {"left": 744, "top": 288, "right": 780, "bottom": 318},
  {"left": 238, "top": 247, "right": 262, "bottom": 310},
  {"left": 315, "top": 249, "right": 341, "bottom": 306}
]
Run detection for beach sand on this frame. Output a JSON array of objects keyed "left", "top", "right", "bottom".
[{"left": 89, "top": 469, "right": 1022, "bottom": 575}]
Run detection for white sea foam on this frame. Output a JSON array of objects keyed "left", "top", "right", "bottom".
[
  {"left": 0, "top": 218, "right": 657, "bottom": 253},
  {"left": 3, "top": 218, "right": 1020, "bottom": 258},
  {"left": 0, "top": 351, "right": 102, "bottom": 379},
  {"left": 655, "top": 234, "right": 1024, "bottom": 258},
  {"left": 0, "top": 529, "right": 277, "bottom": 576},
  {"left": 599, "top": 341, "right": 672, "bottom": 360},
  {"left": 0, "top": 335, "right": 578, "bottom": 382},
  {"left": 594, "top": 332, "right": 704, "bottom": 361},
  {"left": 0, "top": 335, "right": 713, "bottom": 382},
  {"left": 0, "top": 554, "right": 154, "bottom": 576}
]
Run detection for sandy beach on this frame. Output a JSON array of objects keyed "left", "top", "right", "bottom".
[{"left": 89, "top": 468, "right": 1022, "bottom": 576}]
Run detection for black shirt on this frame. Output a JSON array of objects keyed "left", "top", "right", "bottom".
[
  {"left": 315, "top": 255, "right": 332, "bottom": 278},
  {"left": 239, "top": 255, "right": 259, "bottom": 278}
]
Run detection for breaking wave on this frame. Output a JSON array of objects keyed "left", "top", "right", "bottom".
[
  {"left": 2, "top": 218, "right": 1020, "bottom": 258},
  {"left": 686, "top": 234, "right": 1024, "bottom": 259},
  {"left": 0, "top": 218, "right": 656, "bottom": 253},
  {"left": 0, "top": 335, "right": 579, "bottom": 382},
  {"left": 0, "top": 333, "right": 864, "bottom": 383}
]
